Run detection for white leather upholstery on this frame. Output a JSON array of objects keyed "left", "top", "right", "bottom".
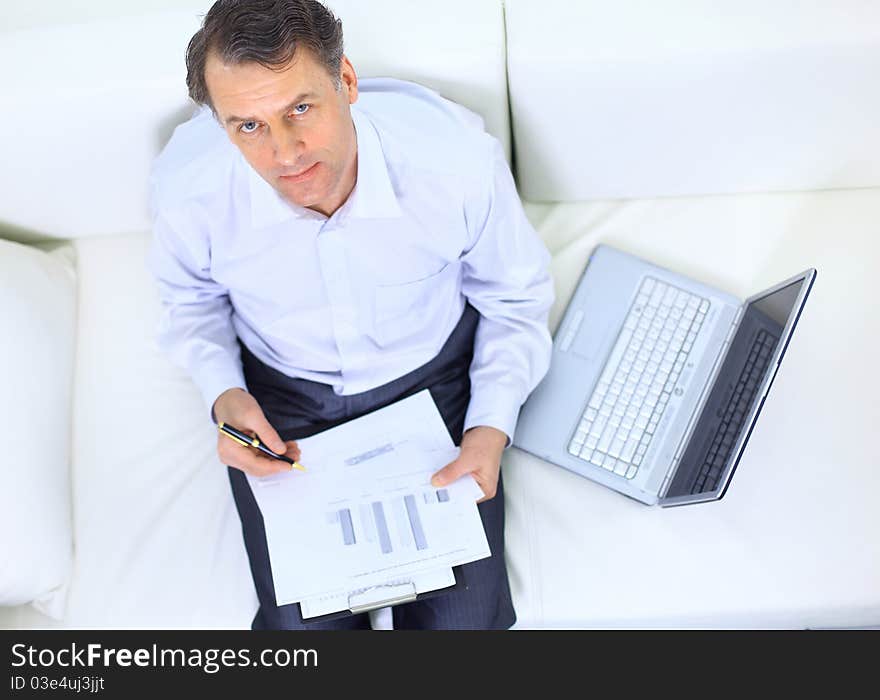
[
  {"left": 0, "top": 0, "right": 509, "bottom": 241},
  {"left": 505, "top": 0, "right": 880, "bottom": 201},
  {"left": 1, "top": 1, "right": 878, "bottom": 630},
  {"left": 0, "top": 241, "right": 75, "bottom": 617},
  {"left": 63, "top": 234, "right": 256, "bottom": 627},
  {"left": 508, "top": 188, "right": 880, "bottom": 627}
]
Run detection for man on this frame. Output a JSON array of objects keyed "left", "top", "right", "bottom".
[{"left": 148, "top": 0, "right": 554, "bottom": 630}]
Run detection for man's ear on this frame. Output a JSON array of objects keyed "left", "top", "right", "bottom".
[{"left": 340, "top": 54, "right": 358, "bottom": 103}]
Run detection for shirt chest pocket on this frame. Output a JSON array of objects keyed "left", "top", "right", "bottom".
[{"left": 370, "top": 261, "right": 460, "bottom": 347}]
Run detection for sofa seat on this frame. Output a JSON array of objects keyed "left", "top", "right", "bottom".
[
  {"left": 508, "top": 187, "right": 880, "bottom": 628},
  {"left": 2, "top": 184, "right": 877, "bottom": 629}
]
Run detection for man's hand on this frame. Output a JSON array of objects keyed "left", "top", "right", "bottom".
[
  {"left": 213, "top": 387, "right": 301, "bottom": 477},
  {"left": 430, "top": 425, "right": 508, "bottom": 503}
]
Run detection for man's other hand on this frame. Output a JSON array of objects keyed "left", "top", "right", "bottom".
[
  {"left": 213, "top": 387, "right": 302, "bottom": 477},
  {"left": 430, "top": 425, "right": 508, "bottom": 503}
]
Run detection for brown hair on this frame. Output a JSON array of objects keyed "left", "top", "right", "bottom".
[{"left": 185, "top": 0, "right": 344, "bottom": 112}]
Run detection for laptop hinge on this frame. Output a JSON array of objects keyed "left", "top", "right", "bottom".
[{"left": 659, "top": 303, "right": 744, "bottom": 499}]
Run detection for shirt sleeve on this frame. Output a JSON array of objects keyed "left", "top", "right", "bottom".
[
  {"left": 460, "top": 135, "right": 556, "bottom": 448},
  {"left": 146, "top": 202, "right": 247, "bottom": 422}
]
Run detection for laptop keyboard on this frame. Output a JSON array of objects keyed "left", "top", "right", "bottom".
[
  {"left": 691, "top": 328, "right": 777, "bottom": 494},
  {"left": 567, "top": 276, "right": 710, "bottom": 479}
]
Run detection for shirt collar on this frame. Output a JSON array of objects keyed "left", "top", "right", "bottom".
[{"left": 246, "top": 104, "right": 402, "bottom": 229}]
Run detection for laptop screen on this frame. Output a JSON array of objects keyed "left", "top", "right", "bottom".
[
  {"left": 749, "top": 280, "right": 804, "bottom": 330},
  {"left": 662, "top": 273, "right": 814, "bottom": 502}
]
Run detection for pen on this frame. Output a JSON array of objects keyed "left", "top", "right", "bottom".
[{"left": 217, "top": 422, "right": 306, "bottom": 471}]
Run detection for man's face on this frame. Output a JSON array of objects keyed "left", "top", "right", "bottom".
[{"left": 205, "top": 47, "right": 359, "bottom": 217}]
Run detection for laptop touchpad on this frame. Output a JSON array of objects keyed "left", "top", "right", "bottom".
[{"left": 571, "top": 320, "right": 613, "bottom": 363}]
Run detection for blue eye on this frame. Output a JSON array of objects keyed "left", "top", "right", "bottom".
[
  {"left": 239, "top": 120, "right": 259, "bottom": 134},
  {"left": 291, "top": 104, "right": 310, "bottom": 116}
]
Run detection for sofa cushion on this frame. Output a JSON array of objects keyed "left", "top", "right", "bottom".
[
  {"left": 505, "top": 0, "right": 880, "bottom": 201},
  {"left": 0, "top": 0, "right": 509, "bottom": 241},
  {"left": 0, "top": 239, "right": 75, "bottom": 618},
  {"left": 62, "top": 233, "right": 256, "bottom": 627},
  {"left": 506, "top": 187, "right": 880, "bottom": 627}
]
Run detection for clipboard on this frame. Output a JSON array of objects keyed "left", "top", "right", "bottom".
[{"left": 299, "top": 564, "right": 467, "bottom": 625}]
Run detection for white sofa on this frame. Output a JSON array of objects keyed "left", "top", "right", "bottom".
[{"left": 2, "top": 0, "right": 879, "bottom": 629}]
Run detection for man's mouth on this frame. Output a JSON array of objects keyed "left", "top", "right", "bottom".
[{"left": 279, "top": 163, "right": 320, "bottom": 183}]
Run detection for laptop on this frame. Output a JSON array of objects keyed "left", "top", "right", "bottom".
[{"left": 513, "top": 244, "right": 816, "bottom": 507}]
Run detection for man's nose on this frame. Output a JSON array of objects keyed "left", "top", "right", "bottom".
[{"left": 273, "top": 126, "right": 305, "bottom": 166}]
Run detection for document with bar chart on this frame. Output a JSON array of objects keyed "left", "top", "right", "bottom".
[{"left": 245, "top": 389, "right": 490, "bottom": 607}]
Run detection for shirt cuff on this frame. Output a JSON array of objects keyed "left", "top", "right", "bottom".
[
  {"left": 192, "top": 362, "right": 248, "bottom": 425},
  {"left": 463, "top": 383, "right": 527, "bottom": 449}
]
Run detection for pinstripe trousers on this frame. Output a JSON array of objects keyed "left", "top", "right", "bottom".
[{"left": 226, "top": 301, "right": 517, "bottom": 630}]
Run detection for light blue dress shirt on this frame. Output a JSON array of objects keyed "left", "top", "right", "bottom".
[{"left": 147, "top": 77, "right": 554, "bottom": 445}]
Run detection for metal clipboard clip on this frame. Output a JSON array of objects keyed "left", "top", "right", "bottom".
[{"left": 347, "top": 581, "right": 418, "bottom": 614}]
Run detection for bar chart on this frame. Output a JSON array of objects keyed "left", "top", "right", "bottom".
[{"left": 327, "top": 487, "right": 453, "bottom": 556}]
